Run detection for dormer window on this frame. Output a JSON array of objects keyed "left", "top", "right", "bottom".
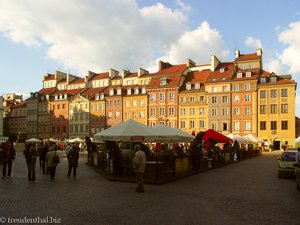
[
  {"left": 186, "top": 82, "right": 191, "bottom": 90},
  {"left": 64, "top": 94, "right": 67, "bottom": 99},
  {"left": 250, "top": 64, "right": 255, "bottom": 69},
  {"left": 109, "top": 89, "right": 114, "bottom": 96},
  {"left": 117, "top": 88, "right": 122, "bottom": 95},
  {"left": 260, "top": 77, "right": 266, "bottom": 84},
  {"left": 241, "top": 64, "right": 247, "bottom": 69},
  {"left": 127, "top": 88, "right": 132, "bottom": 95},
  {"left": 220, "top": 68, "right": 225, "bottom": 73},
  {"left": 270, "top": 76, "right": 277, "bottom": 83},
  {"left": 100, "top": 93, "right": 104, "bottom": 100},
  {"left": 160, "top": 77, "right": 168, "bottom": 86},
  {"left": 237, "top": 72, "right": 243, "bottom": 78},
  {"left": 46, "top": 95, "right": 49, "bottom": 100},
  {"left": 134, "top": 87, "right": 139, "bottom": 94},
  {"left": 195, "top": 82, "right": 200, "bottom": 89},
  {"left": 55, "top": 95, "right": 58, "bottom": 100},
  {"left": 95, "top": 94, "right": 100, "bottom": 100},
  {"left": 246, "top": 72, "right": 251, "bottom": 77}
]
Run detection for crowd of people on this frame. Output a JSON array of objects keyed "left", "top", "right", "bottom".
[{"left": 0, "top": 140, "right": 80, "bottom": 183}]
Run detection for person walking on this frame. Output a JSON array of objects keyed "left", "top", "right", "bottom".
[
  {"left": 2, "top": 141, "right": 16, "bottom": 179},
  {"left": 24, "top": 144, "right": 38, "bottom": 182},
  {"left": 132, "top": 144, "right": 146, "bottom": 193},
  {"left": 40, "top": 143, "right": 48, "bottom": 175},
  {"left": 67, "top": 143, "right": 79, "bottom": 178},
  {"left": 46, "top": 145, "right": 60, "bottom": 181}
]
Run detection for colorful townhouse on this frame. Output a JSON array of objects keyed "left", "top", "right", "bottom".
[
  {"left": 178, "top": 69, "right": 210, "bottom": 135},
  {"left": 8, "top": 101, "right": 27, "bottom": 139},
  {"left": 147, "top": 61, "right": 189, "bottom": 128}
]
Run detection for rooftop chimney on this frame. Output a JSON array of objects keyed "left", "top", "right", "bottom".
[
  {"left": 109, "top": 69, "right": 119, "bottom": 79},
  {"left": 256, "top": 48, "right": 263, "bottom": 56},
  {"left": 186, "top": 58, "right": 196, "bottom": 67},
  {"left": 158, "top": 61, "right": 172, "bottom": 71},
  {"left": 235, "top": 49, "right": 240, "bottom": 58},
  {"left": 137, "top": 68, "right": 149, "bottom": 77}
]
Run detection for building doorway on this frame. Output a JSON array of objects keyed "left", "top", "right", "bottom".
[{"left": 273, "top": 139, "right": 281, "bottom": 150}]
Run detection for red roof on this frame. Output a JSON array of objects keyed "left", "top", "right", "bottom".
[
  {"left": 124, "top": 72, "right": 138, "bottom": 78},
  {"left": 38, "top": 87, "right": 56, "bottom": 95},
  {"left": 154, "top": 64, "right": 188, "bottom": 76},
  {"left": 51, "top": 89, "right": 83, "bottom": 96},
  {"left": 81, "top": 87, "right": 107, "bottom": 98},
  {"left": 147, "top": 75, "right": 182, "bottom": 88},
  {"left": 69, "top": 78, "right": 85, "bottom": 84},
  {"left": 232, "top": 68, "right": 260, "bottom": 81},
  {"left": 206, "top": 62, "right": 234, "bottom": 82},
  {"left": 235, "top": 53, "right": 260, "bottom": 62},
  {"left": 57, "top": 78, "right": 67, "bottom": 84},
  {"left": 180, "top": 70, "right": 211, "bottom": 92},
  {"left": 90, "top": 72, "right": 109, "bottom": 80},
  {"left": 44, "top": 74, "right": 55, "bottom": 81},
  {"left": 12, "top": 101, "right": 27, "bottom": 109}
]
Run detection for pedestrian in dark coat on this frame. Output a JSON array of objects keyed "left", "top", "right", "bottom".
[
  {"left": 40, "top": 143, "right": 49, "bottom": 175},
  {"left": 2, "top": 141, "right": 16, "bottom": 179},
  {"left": 24, "top": 144, "right": 38, "bottom": 182},
  {"left": 67, "top": 143, "right": 79, "bottom": 178}
]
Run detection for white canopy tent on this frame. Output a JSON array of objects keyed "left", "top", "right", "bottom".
[
  {"left": 0, "top": 136, "right": 8, "bottom": 143},
  {"left": 94, "top": 119, "right": 157, "bottom": 142},
  {"left": 152, "top": 124, "right": 194, "bottom": 142},
  {"left": 244, "top": 134, "right": 265, "bottom": 143},
  {"left": 25, "top": 138, "right": 41, "bottom": 143},
  {"left": 68, "top": 137, "right": 84, "bottom": 143},
  {"left": 227, "top": 133, "right": 251, "bottom": 144}
]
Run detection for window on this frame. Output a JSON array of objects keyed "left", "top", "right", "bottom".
[
  {"left": 132, "top": 100, "right": 137, "bottom": 107},
  {"left": 270, "top": 121, "right": 277, "bottom": 130},
  {"left": 134, "top": 88, "right": 139, "bottom": 94},
  {"left": 169, "top": 92, "right": 175, "bottom": 100},
  {"left": 159, "top": 93, "right": 165, "bottom": 101},
  {"left": 150, "top": 93, "right": 156, "bottom": 101},
  {"left": 199, "top": 96, "right": 204, "bottom": 102},
  {"left": 270, "top": 104, "right": 277, "bottom": 114},
  {"left": 180, "top": 121, "right": 186, "bottom": 129},
  {"left": 270, "top": 90, "right": 277, "bottom": 98},
  {"left": 245, "top": 107, "right": 251, "bottom": 115},
  {"left": 250, "top": 64, "right": 255, "bottom": 69},
  {"left": 211, "top": 122, "right": 218, "bottom": 131},
  {"left": 160, "top": 77, "right": 167, "bottom": 86},
  {"left": 190, "top": 108, "right": 195, "bottom": 115},
  {"left": 233, "top": 85, "right": 239, "bottom": 91},
  {"left": 190, "top": 96, "right": 195, "bottom": 102},
  {"left": 233, "top": 108, "right": 240, "bottom": 115},
  {"left": 260, "top": 121, "right": 266, "bottom": 130},
  {"left": 281, "top": 89, "right": 288, "bottom": 97},
  {"left": 234, "top": 95, "right": 239, "bottom": 102},
  {"left": 212, "top": 108, "right": 217, "bottom": 116},
  {"left": 159, "top": 108, "right": 165, "bottom": 116},
  {"left": 169, "top": 107, "right": 175, "bottom": 116},
  {"left": 189, "top": 121, "right": 195, "bottom": 129},
  {"left": 244, "top": 84, "right": 250, "bottom": 90},
  {"left": 222, "top": 86, "right": 228, "bottom": 92},
  {"left": 270, "top": 76, "right": 277, "bottom": 83},
  {"left": 180, "top": 108, "right": 186, "bottom": 116},
  {"left": 244, "top": 121, "right": 251, "bottom": 131},
  {"left": 199, "top": 107, "right": 205, "bottom": 115},
  {"left": 246, "top": 72, "right": 251, "bottom": 77},
  {"left": 233, "top": 122, "right": 240, "bottom": 131},
  {"left": 244, "top": 94, "right": 251, "bottom": 102},
  {"left": 109, "top": 89, "right": 114, "bottom": 96},
  {"left": 260, "top": 105, "right": 266, "bottom": 114},
  {"left": 132, "top": 112, "right": 136, "bottom": 118},
  {"left": 223, "top": 123, "right": 228, "bottom": 131},
  {"left": 222, "top": 96, "right": 228, "bottom": 103},
  {"left": 237, "top": 72, "right": 243, "bottom": 78},
  {"left": 281, "top": 104, "right": 288, "bottom": 113},
  {"left": 260, "top": 90, "right": 266, "bottom": 98},
  {"left": 139, "top": 100, "right": 144, "bottom": 107},
  {"left": 212, "top": 97, "right": 217, "bottom": 104},
  {"left": 180, "top": 97, "right": 186, "bottom": 103},
  {"left": 186, "top": 82, "right": 191, "bottom": 90},
  {"left": 241, "top": 64, "right": 247, "bottom": 69},
  {"left": 222, "top": 108, "right": 228, "bottom": 115},
  {"left": 150, "top": 108, "right": 156, "bottom": 116},
  {"left": 260, "top": 77, "right": 266, "bottom": 84},
  {"left": 127, "top": 88, "right": 132, "bottom": 95},
  {"left": 125, "top": 112, "right": 129, "bottom": 119},
  {"left": 220, "top": 68, "right": 225, "bottom": 73},
  {"left": 195, "top": 82, "right": 200, "bottom": 89},
  {"left": 199, "top": 120, "right": 205, "bottom": 129},
  {"left": 281, "top": 121, "right": 288, "bottom": 130}
]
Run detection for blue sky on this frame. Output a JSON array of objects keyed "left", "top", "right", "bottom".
[{"left": 0, "top": 0, "right": 299, "bottom": 116}]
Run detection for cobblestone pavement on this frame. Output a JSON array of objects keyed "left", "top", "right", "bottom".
[{"left": 0, "top": 151, "right": 299, "bottom": 225}]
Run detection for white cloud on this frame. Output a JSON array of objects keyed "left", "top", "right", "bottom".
[
  {"left": 0, "top": 0, "right": 228, "bottom": 74},
  {"left": 162, "top": 21, "right": 230, "bottom": 65},
  {"left": 278, "top": 21, "right": 300, "bottom": 74},
  {"left": 244, "top": 36, "right": 263, "bottom": 49}
]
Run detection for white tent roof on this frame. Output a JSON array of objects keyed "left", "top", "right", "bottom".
[
  {"left": 68, "top": 137, "right": 84, "bottom": 143},
  {"left": 94, "top": 119, "right": 157, "bottom": 142},
  {"left": 0, "top": 136, "right": 8, "bottom": 143},
  {"left": 25, "top": 138, "right": 41, "bottom": 143},
  {"left": 152, "top": 124, "right": 194, "bottom": 142},
  {"left": 227, "top": 133, "right": 250, "bottom": 144},
  {"left": 244, "top": 134, "right": 265, "bottom": 143}
]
